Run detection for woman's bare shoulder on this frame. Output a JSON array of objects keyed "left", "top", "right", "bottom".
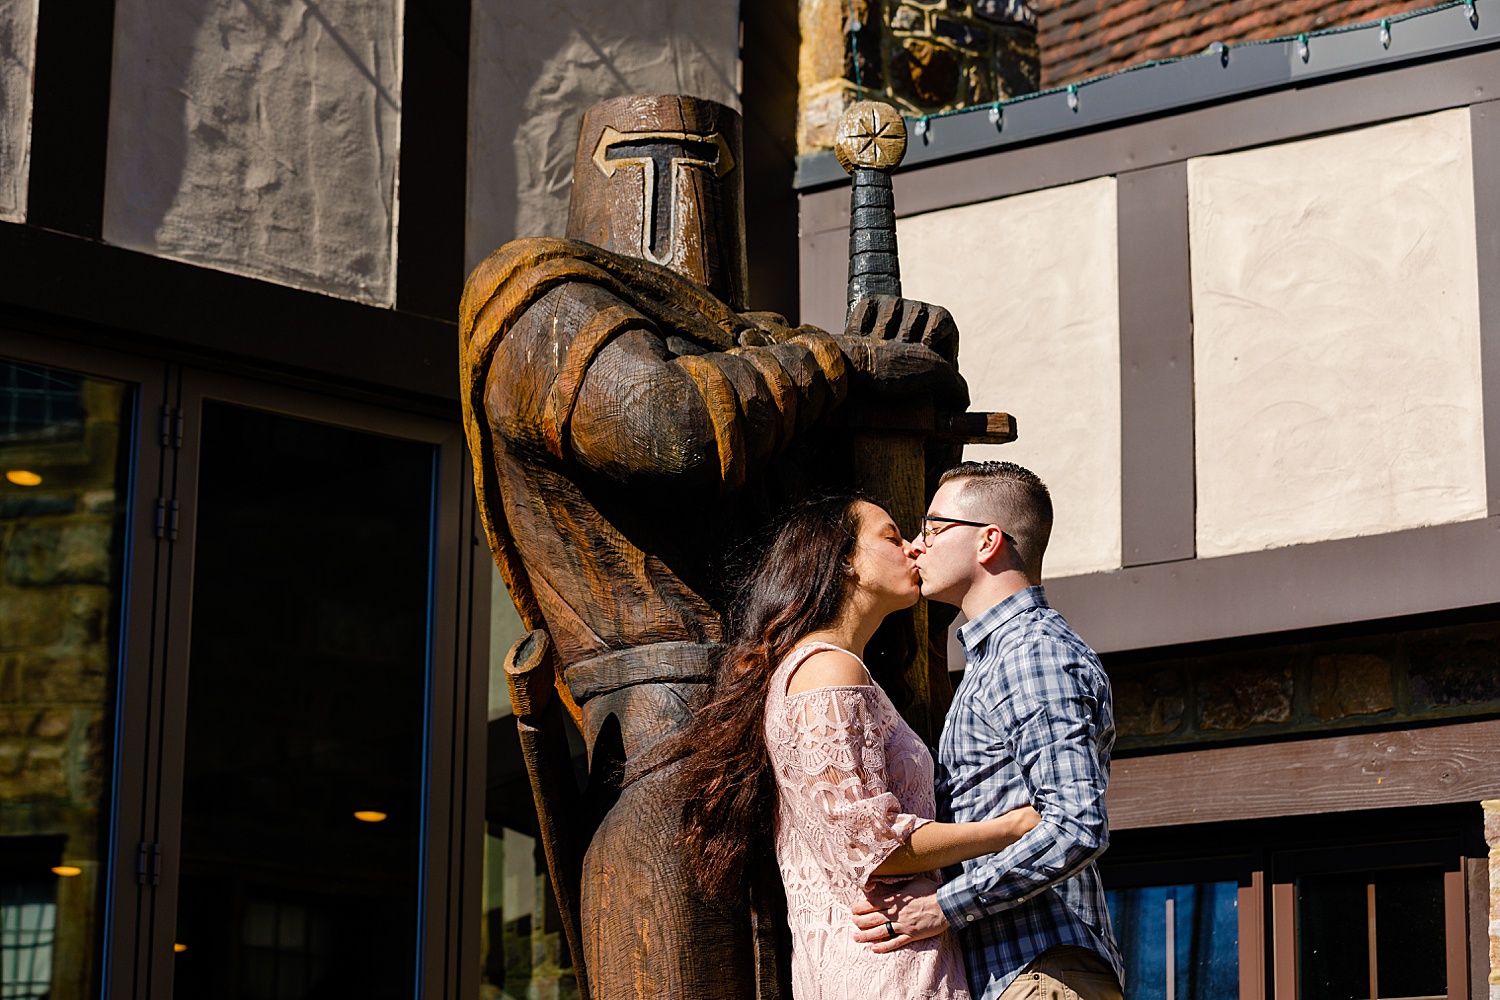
[{"left": 785, "top": 646, "right": 872, "bottom": 696}]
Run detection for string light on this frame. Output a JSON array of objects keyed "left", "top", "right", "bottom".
[{"left": 886, "top": 0, "right": 1484, "bottom": 147}]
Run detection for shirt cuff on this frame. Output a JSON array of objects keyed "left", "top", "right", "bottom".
[{"left": 937, "top": 871, "right": 993, "bottom": 928}]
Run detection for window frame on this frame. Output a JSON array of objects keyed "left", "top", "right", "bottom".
[{"left": 0, "top": 328, "right": 489, "bottom": 999}]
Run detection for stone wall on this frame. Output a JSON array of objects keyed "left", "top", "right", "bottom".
[
  {"left": 1109, "top": 617, "right": 1500, "bottom": 752},
  {"left": 799, "top": 0, "right": 1040, "bottom": 153},
  {"left": 0, "top": 374, "right": 126, "bottom": 1000}
]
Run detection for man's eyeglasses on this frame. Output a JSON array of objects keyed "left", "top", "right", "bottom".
[{"left": 920, "top": 514, "right": 999, "bottom": 545}]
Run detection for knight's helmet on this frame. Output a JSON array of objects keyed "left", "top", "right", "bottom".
[{"left": 567, "top": 95, "right": 749, "bottom": 311}]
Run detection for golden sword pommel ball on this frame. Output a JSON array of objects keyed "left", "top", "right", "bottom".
[{"left": 834, "top": 101, "right": 909, "bottom": 174}]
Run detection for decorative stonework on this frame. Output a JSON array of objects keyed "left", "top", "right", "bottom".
[
  {"left": 1106, "top": 619, "right": 1500, "bottom": 752},
  {"left": 798, "top": 0, "right": 1040, "bottom": 154}
]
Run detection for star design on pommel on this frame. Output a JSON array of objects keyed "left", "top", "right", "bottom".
[{"left": 834, "top": 101, "right": 908, "bottom": 174}]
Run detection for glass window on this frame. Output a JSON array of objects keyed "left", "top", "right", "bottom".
[
  {"left": 171, "top": 401, "right": 434, "bottom": 999},
  {"left": 0, "top": 361, "right": 132, "bottom": 1000},
  {"left": 1297, "top": 865, "right": 1446, "bottom": 1000},
  {"left": 480, "top": 563, "right": 581, "bottom": 1000},
  {"left": 1106, "top": 881, "right": 1239, "bottom": 1000}
]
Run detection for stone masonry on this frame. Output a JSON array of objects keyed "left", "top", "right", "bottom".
[{"left": 799, "top": 0, "right": 1040, "bottom": 153}]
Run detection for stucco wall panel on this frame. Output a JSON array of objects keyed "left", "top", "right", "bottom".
[
  {"left": 1190, "top": 109, "right": 1487, "bottom": 558},
  {"left": 466, "top": 1, "right": 741, "bottom": 271},
  {"left": 0, "top": 0, "right": 38, "bottom": 222},
  {"left": 899, "top": 178, "right": 1122, "bottom": 578},
  {"left": 103, "top": 0, "right": 403, "bottom": 305}
]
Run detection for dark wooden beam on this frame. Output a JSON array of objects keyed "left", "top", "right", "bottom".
[
  {"left": 1473, "top": 99, "right": 1500, "bottom": 517},
  {"left": 741, "top": 0, "right": 801, "bottom": 320},
  {"left": 0, "top": 222, "right": 458, "bottom": 404},
  {"left": 1116, "top": 163, "right": 1194, "bottom": 567},
  {"left": 1109, "top": 719, "right": 1500, "bottom": 831},
  {"left": 1049, "top": 515, "right": 1500, "bottom": 654},
  {"left": 396, "top": 0, "right": 472, "bottom": 320},
  {"left": 25, "top": 0, "right": 115, "bottom": 236}
]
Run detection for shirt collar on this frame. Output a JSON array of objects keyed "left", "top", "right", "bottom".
[{"left": 956, "top": 585, "right": 1049, "bottom": 652}]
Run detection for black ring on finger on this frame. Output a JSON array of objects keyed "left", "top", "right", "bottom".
[{"left": 885, "top": 920, "right": 896, "bottom": 940}]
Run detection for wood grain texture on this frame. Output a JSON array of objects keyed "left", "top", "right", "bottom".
[
  {"left": 1271, "top": 882, "right": 1295, "bottom": 1000},
  {"left": 462, "top": 95, "right": 984, "bottom": 1000},
  {"left": 1110, "top": 719, "right": 1500, "bottom": 831},
  {"left": 1445, "top": 869, "right": 1470, "bottom": 1000},
  {"left": 1238, "top": 872, "right": 1265, "bottom": 1000}
]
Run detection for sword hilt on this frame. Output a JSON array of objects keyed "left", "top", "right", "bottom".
[{"left": 835, "top": 102, "right": 909, "bottom": 319}]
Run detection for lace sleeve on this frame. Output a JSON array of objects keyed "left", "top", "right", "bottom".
[{"left": 780, "top": 686, "right": 932, "bottom": 892}]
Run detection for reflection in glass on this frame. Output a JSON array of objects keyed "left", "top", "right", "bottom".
[
  {"left": 172, "top": 402, "right": 433, "bottom": 999},
  {"left": 0, "top": 361, "right": 131, "bottom": 1000},
  {"left": 1106, "top": 881, "right": 1238, "bottom": 1000},
  {"left": 1298, "top": 866, "right": 1445, "bottom": 1000}
]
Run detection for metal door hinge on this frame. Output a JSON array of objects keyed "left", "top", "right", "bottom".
[
  {"left": 153, "top": 499, "right": 179, "bottom": 541},
  {"left": 159, "top": 405, "right": 184, "bottom": 448},
  {"left": 136, "top": 842, "right": 161, "bottom": 885}
]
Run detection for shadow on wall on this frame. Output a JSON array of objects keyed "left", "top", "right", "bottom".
[
  {"left": 465, "top": 0, "right": 742, "bottom": 272},
  {"left": 102, "top": 0, "right": 403, "bottom": 305}
]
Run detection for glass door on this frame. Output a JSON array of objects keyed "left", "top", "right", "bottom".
[
  {"left": 170, "top": 400, "right": 433, "bottom": 997},
  {"left": 146, "top": 373, "right": 480, "bottom": 1000}
]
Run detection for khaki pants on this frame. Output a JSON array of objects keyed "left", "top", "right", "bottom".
[{"left": 997, "top": 946, "right": 1123, "bottom": 1000}]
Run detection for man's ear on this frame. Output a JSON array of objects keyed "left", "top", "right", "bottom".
[{"left": 974, "top": 525, "right": 1006, "bottom": 567}]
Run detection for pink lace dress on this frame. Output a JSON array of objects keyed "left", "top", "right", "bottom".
[{"left": 765, "top": 642, "right": 972, "bottom": 1000}]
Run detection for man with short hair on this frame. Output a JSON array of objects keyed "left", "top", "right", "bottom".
[{"left": 852, "top": 460, "right": 1124, "bottom": 1000}]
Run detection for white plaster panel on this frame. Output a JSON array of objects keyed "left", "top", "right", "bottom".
[
  {"left": 0, "top": 0, "right": 39, "bottom": 222},
  {"left": 103, "top": 0, "right": 403, "bottom": 305},
  {"left": 1189, "top": 110, "right": 1487, "bottom": 558},
  {"left": 899, "top": 178, "right": 1122, "bottom": 578},
  {"left": 466, "top": 0, "right": 741, "bottom": 271}
]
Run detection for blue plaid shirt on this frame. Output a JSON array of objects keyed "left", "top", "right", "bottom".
[{"left": 935, "top": 586, "right": 1123, "bottom": 999}]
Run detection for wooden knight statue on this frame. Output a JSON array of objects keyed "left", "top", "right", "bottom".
[{"left": 460, "top": 94, "right": 971, "bottom": 1000}]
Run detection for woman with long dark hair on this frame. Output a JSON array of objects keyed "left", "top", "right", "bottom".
[{"left": 669, "top": 496, "right": 1040, "bottom": 998}]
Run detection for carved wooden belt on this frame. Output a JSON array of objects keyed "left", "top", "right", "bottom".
[{"left": 563, "top": 640, "right": 721, "bottom": 702}]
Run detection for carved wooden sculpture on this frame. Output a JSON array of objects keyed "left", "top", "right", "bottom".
[{"left": 460, "top": 95, "right": 1012, "bottom": 1000}]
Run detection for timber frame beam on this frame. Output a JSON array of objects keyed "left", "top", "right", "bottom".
[{"left": 1109, "top": 718, "right": 1500, "bottom": 831}]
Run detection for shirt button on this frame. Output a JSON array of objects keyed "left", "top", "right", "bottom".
[{"left": 966, "top": 914, "right": 975, "bottom": 923}]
